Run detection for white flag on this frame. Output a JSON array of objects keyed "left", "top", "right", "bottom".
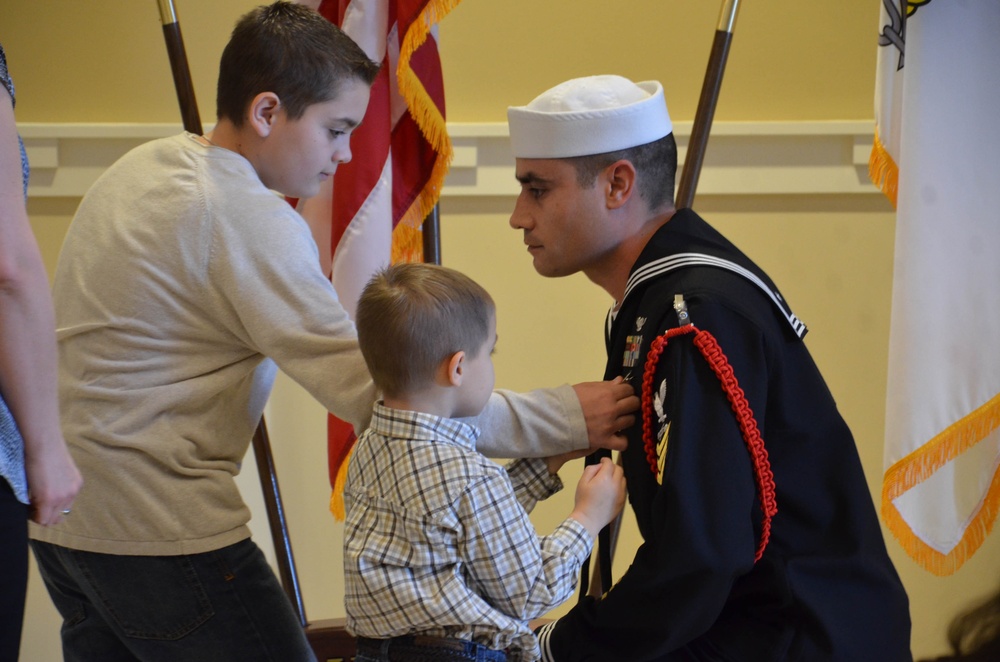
[{"left": 873, "top": 0, "right": 1000, "bottom": 576}]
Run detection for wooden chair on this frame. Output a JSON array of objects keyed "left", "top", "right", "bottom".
[{"left": 252, "top": 417, "right": 357, "bottom": 662}]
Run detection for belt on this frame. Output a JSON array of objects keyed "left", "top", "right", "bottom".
[{"left": 355, "top": 635, "right": 508, "bottom": 662}]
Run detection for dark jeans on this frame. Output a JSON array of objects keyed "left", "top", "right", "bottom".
[
  {"left": 0, "top": 478, "right": 28, "bottom": 662},
  {"left": 30, "top": 538, "right": 317, "bottom": 662},
  {"left": 355, "top": 635, "right": 508, "bottom": 662}
]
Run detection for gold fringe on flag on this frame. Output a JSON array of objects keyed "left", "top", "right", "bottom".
[
  {"left": 881, "top": 391, "right": 1000, "bottom": 575},
  {"left": 328, "top": 451, "right": 353, "bottom": 520},
  {"left": 869, "top": 128, "right": 899, "bottom": 209},
  {"left": 391, "top": 219, "right": 424, "bottom": 264},
  {"left": 395, "top": 0, "right": 460, "bottom": 230}
]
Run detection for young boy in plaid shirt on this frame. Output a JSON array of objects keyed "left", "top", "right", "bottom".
[{"left": 344, "top": 263, "right": 625, "bottom": 662}]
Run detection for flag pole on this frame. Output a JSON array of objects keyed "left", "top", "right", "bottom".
[
  {"left": 587, "top": 0, "right": 741, "bottom": 599},
  {"left": 157, "top": 0, "right": 203, "bottom": 135},
  {"left": 423, "top": 205, "right": 441, "bottom": 265},
  {"left": 675, "top": 0, "right": 740, "bottom": 209}
]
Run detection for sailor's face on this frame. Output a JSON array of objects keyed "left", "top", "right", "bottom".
[{"left": 509, "top": 158, "right": 614, "bottom": 278}]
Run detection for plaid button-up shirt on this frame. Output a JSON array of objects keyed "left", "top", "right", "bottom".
[{"left": 344, "top": 403, "right": 593, "bottom": 661}]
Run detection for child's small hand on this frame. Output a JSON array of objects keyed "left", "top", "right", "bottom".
[{"left": 569, "top": 457, "right": 626, "bottom": 538}]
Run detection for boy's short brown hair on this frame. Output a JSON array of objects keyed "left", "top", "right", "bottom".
[
  {"left": 216, "top": 1, "right": 380, "bottom": 126},
  {"left": 356, "top": 263, "right": 495, "bottom": 398}
]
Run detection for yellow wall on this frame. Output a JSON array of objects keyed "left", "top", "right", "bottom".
[
  {"left": 5, "top": 0, "right": 999, "bottom": 660},
  {"left": 3, "top": 0, "right": 877, "bottom": 123}
]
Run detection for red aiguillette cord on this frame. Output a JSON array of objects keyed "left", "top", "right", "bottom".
[{"left": 640, "top": 297, "right": 777, "bottom": 562}]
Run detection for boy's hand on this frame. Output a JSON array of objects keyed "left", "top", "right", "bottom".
[
  {"left": 572, "top": 378, "right": 638, "bottom": 454},
  {"left": 569, "top": 457, "right": 627, "bottom": 538}
]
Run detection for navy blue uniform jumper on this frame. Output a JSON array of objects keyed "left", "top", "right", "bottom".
[{"left": 539, "top": 209, "right": 911, "bottom": 661}]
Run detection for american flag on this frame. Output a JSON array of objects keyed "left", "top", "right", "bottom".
[{"left": 298, "top": 0, "right": 456, "bottom": 518}]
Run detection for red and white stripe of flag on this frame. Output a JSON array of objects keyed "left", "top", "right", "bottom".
[{"left": 297, "top": 0, "right": 455, "bottom": 518}]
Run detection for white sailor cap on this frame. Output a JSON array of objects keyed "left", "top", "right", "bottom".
[{"left": 507, "top": 75, "right": 672, "bottom": 159}]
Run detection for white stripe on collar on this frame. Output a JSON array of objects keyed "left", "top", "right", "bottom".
[{"left": 612, "top": 252, "right": 807, "bottom": 339}]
